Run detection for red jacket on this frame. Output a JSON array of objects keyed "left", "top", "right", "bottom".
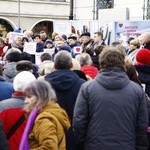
[
  {"left": 0, "top": 108, "right": 27, "bottom": 150},
  {"left": 81, "top": 65, "right": 98, "bottom": 79}
]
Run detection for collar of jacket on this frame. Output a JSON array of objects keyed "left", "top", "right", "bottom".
[
  {"left": 12, "top": 92, "right": 26, "bottom": 97},
  {"left": 0, "top": 76, "right": 5, "bottom": 82}
]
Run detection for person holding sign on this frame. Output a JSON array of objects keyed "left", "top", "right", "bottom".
[
  {"left": 68, "top": 35, "right": 81, "bottom": 58},
  {"left": 30, "top": 34, "right": 44, "bottom": 63}
]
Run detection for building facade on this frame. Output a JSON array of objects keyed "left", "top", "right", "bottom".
[
  {"left": 0, "top": 0, "right": 70, "bottom": 37},
  {"left": 0, "top": 0, "right": 149, "bottom": 37}
]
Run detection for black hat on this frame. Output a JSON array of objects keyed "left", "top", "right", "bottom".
[
  {"left": 68, "top": 36, "right": 77, "bottom": 40},
  {"left": 45, "top": 40, "right": 53, "bottom": 45},
  {"left": 80, "top": 32, "right": 91, "bottom": 37},
  {"left": 16, "top": 60, "right": 33, "bottom": 71}
]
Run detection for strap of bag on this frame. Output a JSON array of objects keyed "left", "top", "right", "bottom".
[{"left": 6, "top": 115, "right": 25, "bottom": 139}]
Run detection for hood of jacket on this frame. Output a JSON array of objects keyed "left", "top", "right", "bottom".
[
  {"left": 3, "top": 62, "right": 17, "bottom": 81},
  {"left": 39, "top": 102, "right": 70, "bottom": 131},
  {"left": 45, "top": 69, "right": 80, "bottom": 91},
  {"left": 96, "top": 67, "right": 130, "bottom": 90}
]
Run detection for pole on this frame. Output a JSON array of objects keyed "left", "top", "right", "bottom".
[
  {"left": 18, "top": 0, "right": 20, "bottom": 27},
  {"left": 69, "top": 0, "right": 74, "bottom": 20},
  {"left": 96, "top": 0, "right": 100, "bottom": 20},
  {"left": 93, "top": 0, "right": 96, "bottom": 20}
]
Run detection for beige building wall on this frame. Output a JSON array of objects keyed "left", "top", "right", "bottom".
[{"left": 0, "top": 0, "right": 70, "bottom": 29}]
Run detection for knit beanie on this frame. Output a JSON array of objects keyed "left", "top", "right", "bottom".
[
  {"left": 13, "top": 71, "right": 36, "bottom": 92},
  {"left": 136, "top": 48, "right": 150, "bottom": 65},
  {"left": 59, "top": 45, "right": 71, "bottom": 53}
]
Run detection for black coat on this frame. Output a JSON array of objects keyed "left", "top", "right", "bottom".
[{"left": 135, "top": 64, "right": 150, "bottom": 98}]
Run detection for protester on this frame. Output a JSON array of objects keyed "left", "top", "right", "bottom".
[
  {"left": 127, "top": 39, "right": 140, "bottom": 64},
  {"left": 68, "top": 35, "right": 80, "bottom": 57},
  {"left": 80, "top": 32, "right": 94, "bottom": 57},
  {"left": 73, "top": 46, "right": 149, "bottom": 150},
  {"left": 138, "top": 32, "right": 150, "bottom": 50},
  {"left": 76, "top": 53, "right": 98, "bottom": 79},
  {"left": 135, "top": 48, "right": 150, "bottom": 97},
  {"left": 19, "top": 80, "right": 70, "bottom": 150},
  {"left": 3, "top": 51, "right": 22, "bottom": 82},
  {"left": 45, "top": 50, "right": 85, "bottom": 150},
  {"left": 0, "top": 71, "right": 36, "bottom": 112},
  {"left": 93, "top": 31, "right": 105, "bottom": 49}
]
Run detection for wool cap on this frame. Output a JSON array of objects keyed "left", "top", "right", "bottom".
[
  {"left": 80, "top": 32, "right": 91, "bottom": 37},
  {"left": 59, "top": 45, "right": 71, "bottom": 52},
  {"left": 14, "top": 28, "right": 22, "bottom": 33},
  {"left": 136, "top": 48, "right": 150, "bottom": 65},
  {"left": 13, "top": 71, "right": 36, "bottom": 92}
]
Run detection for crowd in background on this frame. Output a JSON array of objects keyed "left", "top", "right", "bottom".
[{"left": 0, "top": 28, "right": 150, "bottom": 150}]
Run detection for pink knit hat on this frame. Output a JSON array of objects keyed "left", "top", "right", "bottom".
[{"left": 136, "top": 48, "right": 150, "bottom": 65}]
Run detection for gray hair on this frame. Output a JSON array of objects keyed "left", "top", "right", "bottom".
[
  {"left": 54, "top": 50, "right": 72, "bottom": 69},
  {"left": 76, "top": 53, "right": 92, "bottom": 66},
  {"left": 24, "top": 80, "right": 56, "bottom": 108}
]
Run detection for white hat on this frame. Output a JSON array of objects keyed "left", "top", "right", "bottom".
[{"left": 13, "top": 71, "right": 36, "bottom": 92}]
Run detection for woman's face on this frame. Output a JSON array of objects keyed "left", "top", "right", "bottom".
[{"left": 24, "top": 94, "right": 38, "bottom": 113}]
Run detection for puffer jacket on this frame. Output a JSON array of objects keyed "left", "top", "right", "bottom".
[
  {"left": 73, "top": 67, "right": 149, "bottom": 150},
  {"left": 0, "top": 108, "right": 26, "bottom": 150}
]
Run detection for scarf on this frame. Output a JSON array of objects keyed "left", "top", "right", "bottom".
[{"left": 19, "top": 108, "right": 39, "bottom": 150}]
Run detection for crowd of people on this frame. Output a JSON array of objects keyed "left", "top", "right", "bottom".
[{"left": 0, "top": 28, "right": 150, "bottom": 150}]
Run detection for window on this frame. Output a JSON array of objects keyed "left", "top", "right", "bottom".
[{"left": 97, "top": 0, "right": 114, "bottom": 9}]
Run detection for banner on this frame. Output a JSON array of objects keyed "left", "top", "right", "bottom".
[
  {"left": 115, "top": 20, "right": 150, "bottom": 46},
  {"left": 53, "top": 21, "right": 71, "bottom": 36},
  {"left": 23, "top": 42, "right": 37, "bottom": 55}
]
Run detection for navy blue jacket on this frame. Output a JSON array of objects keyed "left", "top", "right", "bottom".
[{"left": 45, "top": 69, "right": 85, "bottom": 121}]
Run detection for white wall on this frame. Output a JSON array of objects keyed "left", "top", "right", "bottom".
[
  {"left": 74, "top": 0, "right": 144, "bottom": 21},
  {"left": 74, "top": 0, "right": 93, "bottom": 20},
  {"left": 114, "top": 0, "right": 144, "bottom": 20}
]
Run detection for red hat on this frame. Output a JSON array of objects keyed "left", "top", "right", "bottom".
[{"left": 136, "top": 48, "right": 150, "bottom": 65}]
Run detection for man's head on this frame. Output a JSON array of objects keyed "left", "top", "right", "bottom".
[
  {"left": 68, "top": 36, "right": 77, "bottom": 45},
  {"left": 33, "top": 34, "right": 42, "bottom": 44},
  {"left": 99, "top": 47, "right": 125, "bottom": 69},
  {"left": 93, "top": 31, "right": 103, "bottom": 43},
  {"left": 80, "top": 32, "right": 91, "bottom": 44},
  {"left": 54, "top": 50, "right": 73, "bottom": 69},
  {"left": 138, "top": 32, "right": 150, "bottom": 45}
]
